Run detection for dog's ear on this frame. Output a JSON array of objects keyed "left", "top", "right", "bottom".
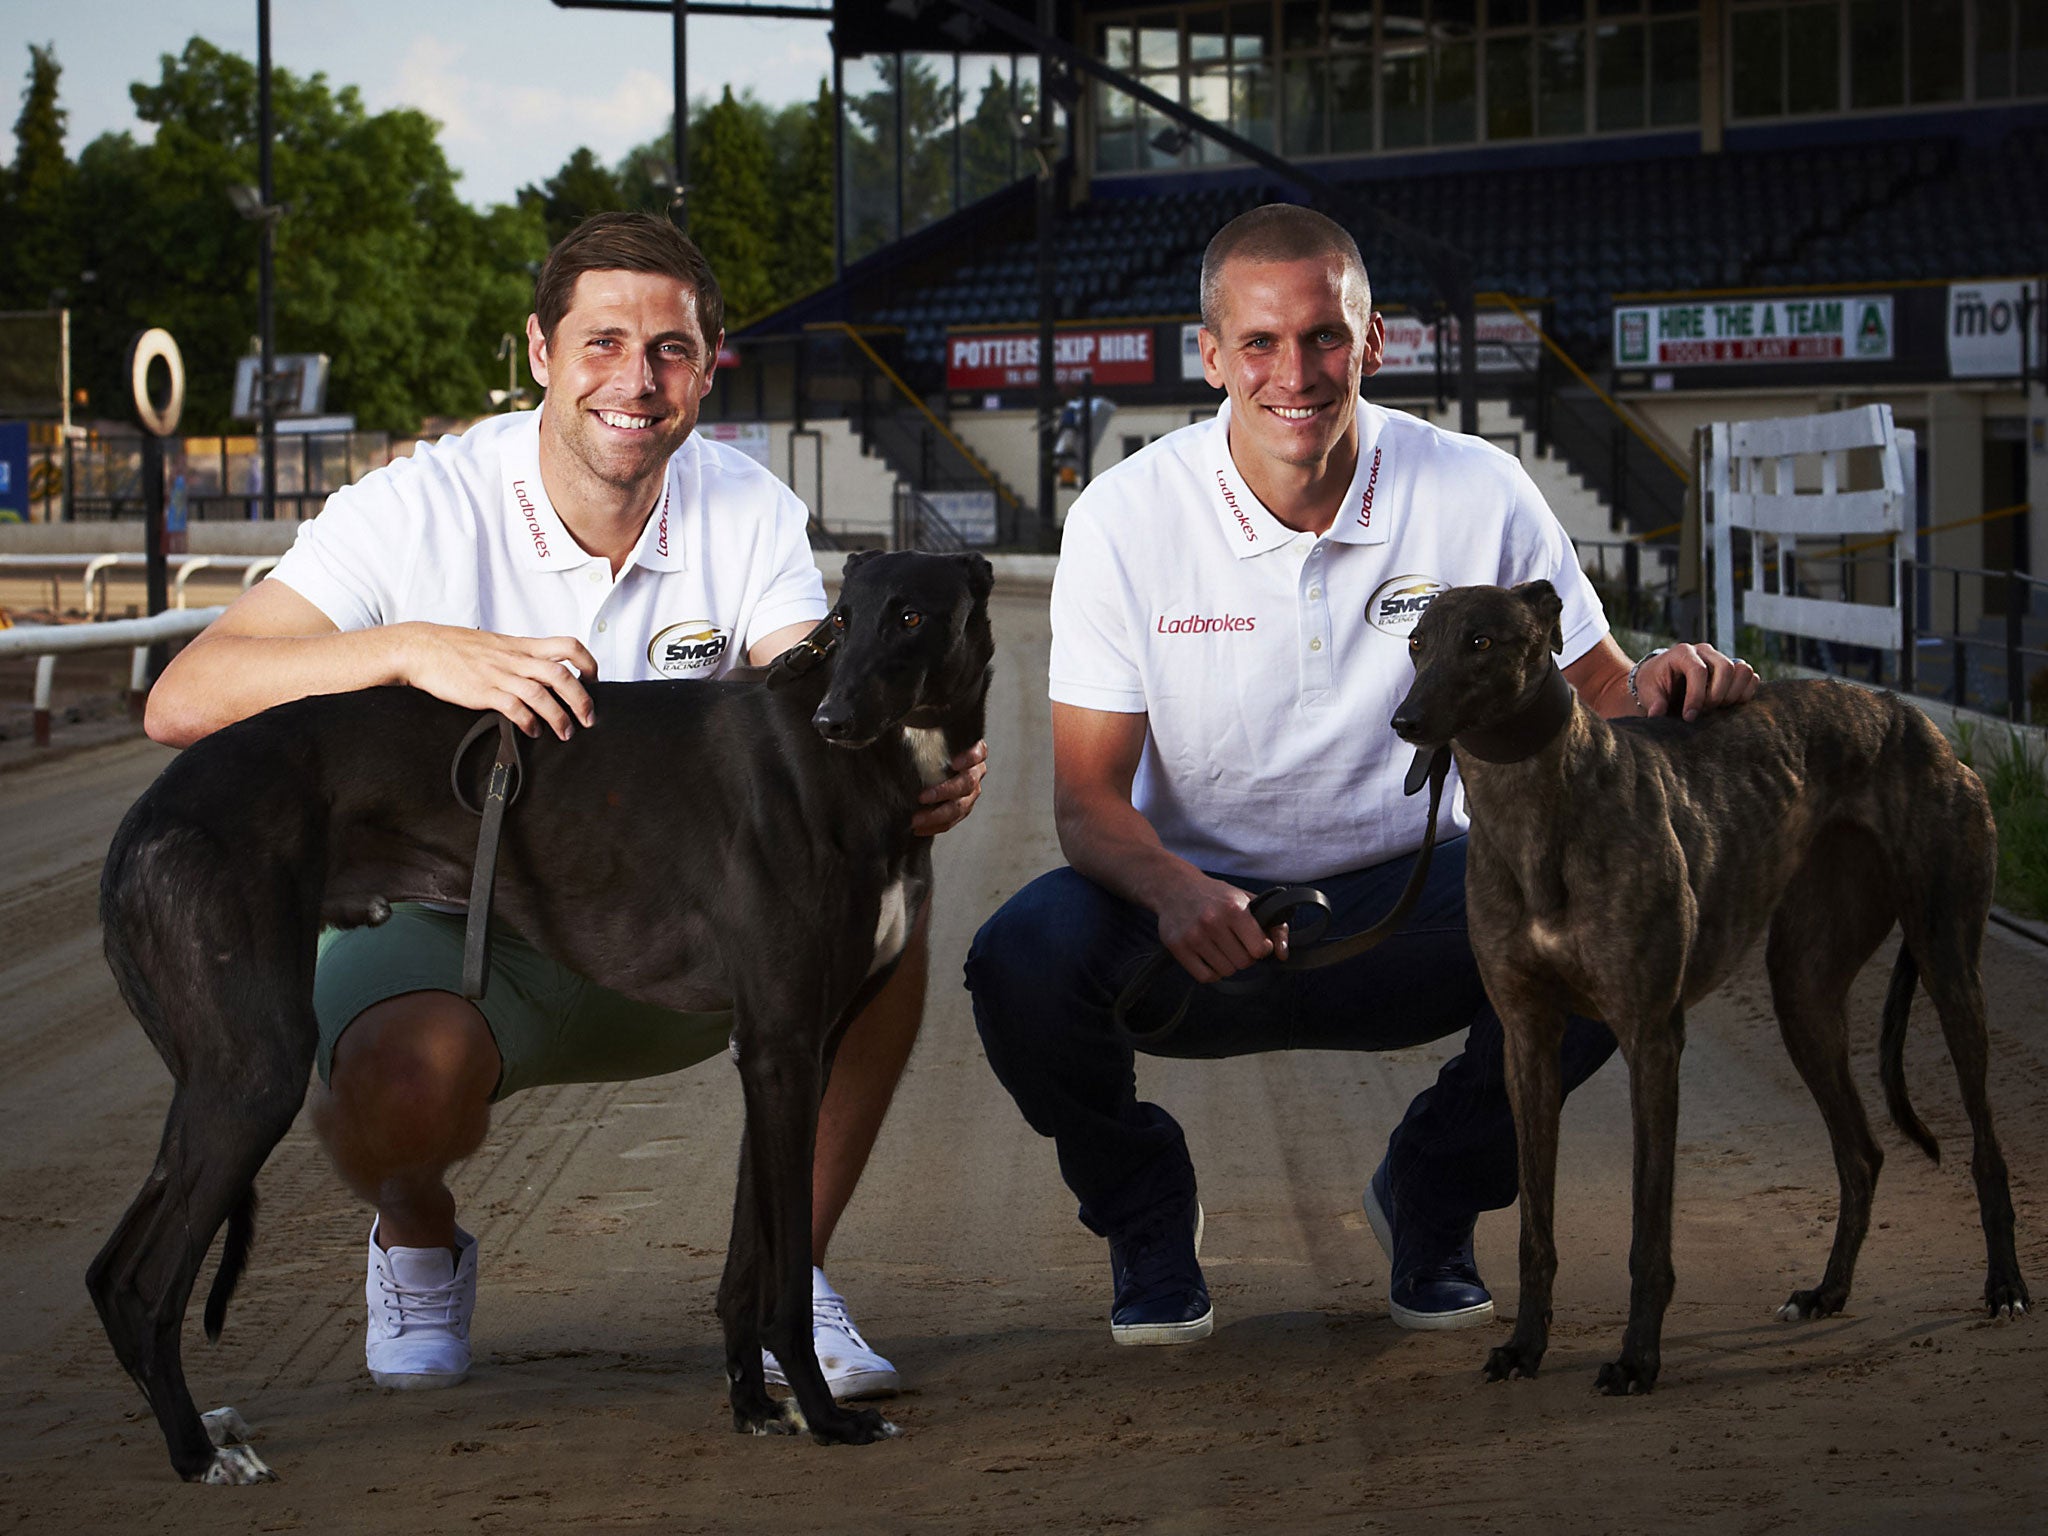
[
  {"left": 841, "top": 549, "right": 883, "bottom": 580},
  {"left": 1512, "top": 580, "right": 1565, "bottom": 654},
  {"left": 955, "top": 551, "right": 995, "bottom": 602}
]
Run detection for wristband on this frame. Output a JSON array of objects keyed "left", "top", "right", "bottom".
[{"left": 1627, "top": 648, "right": 1669, "bottom": 710}]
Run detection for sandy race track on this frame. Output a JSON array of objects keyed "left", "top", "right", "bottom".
[{"left": 2, "top": 587, "right": 2046, "bottom": 1534}]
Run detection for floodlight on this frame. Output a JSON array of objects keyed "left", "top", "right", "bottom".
[{"left": 228, "top": 184, "right": 264, "bottom": 220}]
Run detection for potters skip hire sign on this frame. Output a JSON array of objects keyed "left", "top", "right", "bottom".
[
  {"left": 1613, "top": 295, "right": 1894, "bottom": 367},
  {"left": 947, "top": 328, "right": 1156, "bottom": 390}
]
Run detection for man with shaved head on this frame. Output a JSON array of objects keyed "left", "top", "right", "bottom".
[{"left": 968, "top": 203, "right": 1754, "bottom": 1347}]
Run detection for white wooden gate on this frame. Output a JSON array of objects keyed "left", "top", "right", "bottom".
[{"left": 1703, "top": 404, "right": 1916, "bottom": 659}]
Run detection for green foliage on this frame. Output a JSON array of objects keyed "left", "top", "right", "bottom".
[
  {"left": 769, "top": 83, "right": 835, "bottom": 306},
  {"left": 687, "top": 87, "right": 778, "bottom": 325},
  {"left": 2, "top": 43, "right": 78, "bottom": 310},
  {"left": 0, "top": 37, "right": 869, "bottom": 431},
  {"left": 961, "top": 65, "right": 1022, "bottom": 205},
  {"left": 7, "top": 39, "right": 548, "bottom": 433},
  {"left": 1951, "top": 721, "right": 2048, "bottom": 919}
]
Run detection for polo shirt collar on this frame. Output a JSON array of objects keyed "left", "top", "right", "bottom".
[
  {"left": 1206, "top": 398, "right": 1392, "bottom": 555},
  {"left": 1205, "top": 401, "right": 1299, "bottom": 559},
  {"left": 499, "top": 407, "right": 689, "bottom": 574},
  {"left": 1322, "top": 399, "right": 1392, "bottom": 549},
  {"left": 628, "top": 436, "right": 691, "bottom": 573}
]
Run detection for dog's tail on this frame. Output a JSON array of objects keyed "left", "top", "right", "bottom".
[
  {"left": 202, "top": 1187, "right": 258, "bottom": 1342},
  {"left": 1879, "top": 946, "right": 1941, "bottom": 1165}
]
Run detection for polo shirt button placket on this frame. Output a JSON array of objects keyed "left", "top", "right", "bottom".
[{"left": 1301, "top": 540, "right": 1334, "bottom": 701}]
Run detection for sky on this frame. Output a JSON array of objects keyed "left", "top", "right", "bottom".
[{"left": 3, "top": 0, "right": 836, "bottom": 209}]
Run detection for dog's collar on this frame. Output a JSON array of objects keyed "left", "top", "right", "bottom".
[
  {"left": 1456, "top": 662, "right": 1575, "bottom": 764},
  {"left": 764, "top": 617, "right": 840, "bottom": 689}
]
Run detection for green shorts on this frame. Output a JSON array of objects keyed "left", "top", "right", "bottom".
[{"left": 314, "top": 903, "right": 734, "bottom": 1102}]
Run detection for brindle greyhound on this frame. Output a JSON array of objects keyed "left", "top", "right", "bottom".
[
  {"left": 91, "top": 549, "right": 994, "bottom": 1482},
  {"left": 1391, "top": 581, "right": 2027, "bottom": 1395}
]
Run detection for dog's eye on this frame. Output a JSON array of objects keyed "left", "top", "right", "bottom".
[
  {"left": 1471, "top": 635, "right": 1492, "bottom": 651},
  {"left": 1408, "top": 636, "right": 1421, "bottom": 653},
  {"left": 830, "top": 613, "right": 846, "bottom": 630},
  {"left": 900, "top": 609, "right": 924, "bottom": 629}
]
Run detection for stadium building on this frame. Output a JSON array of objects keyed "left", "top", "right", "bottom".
[{"left": 713, "top": 0, "right": 2044, "bottom": 706}]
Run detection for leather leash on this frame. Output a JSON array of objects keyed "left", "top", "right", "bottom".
[
  {"left": 1112, "top": 743, "right": 1451, "bottom": 1048},
  {"left": 451, "top": 714, "right": 525, "bottom": 1001}
]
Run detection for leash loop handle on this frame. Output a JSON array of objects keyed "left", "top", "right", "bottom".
[
  {"left": 449, "top": 714, "right": 525, "bottom": 1001},
  {"left": 1110, "top": 744, "right": 1451, "bottom": 1047}
]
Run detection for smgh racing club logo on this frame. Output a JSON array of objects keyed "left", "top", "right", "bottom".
[
  {"left": 649, "top": 620, "right": 732, "bottom": 678},
  {"left": 1366, "top": 575, "right": 1448, "bottom": 637}
]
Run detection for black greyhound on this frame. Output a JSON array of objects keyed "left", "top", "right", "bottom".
[
  {"left": 1392, "top": 581, "right": 2026, "bottom": 1396},
  {"left": 90, "top": 548, "right": 995, "bottom": 1483}
]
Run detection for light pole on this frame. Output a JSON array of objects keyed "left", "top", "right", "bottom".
[
  {"left": 490, "top": 334, "right": 532, "bottom": 411},
  {"left": 228, "top": 2, "right": 282, "bottom": 520},
  {"left": 257, "top": 0, "right": 275, "bottom": 519}
]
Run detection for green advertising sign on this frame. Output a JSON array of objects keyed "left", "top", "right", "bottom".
[{"left": 1613, "top": 295, "right": 1894, "bottom": 367}]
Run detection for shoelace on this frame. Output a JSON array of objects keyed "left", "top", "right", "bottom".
[
  {"left": 1114, "top": 1221, "right": 1194, "bottom": 1301},
  {"left": 376, "top": 1272, "right": 469, "bottom": 1335},
  {"left": 812, "top": 1292, "right": 872, "bottom": 1349}
]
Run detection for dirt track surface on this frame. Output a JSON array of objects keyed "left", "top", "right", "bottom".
[{"left": 3, "top": 587, "right": 2047, "bottom": 1534}]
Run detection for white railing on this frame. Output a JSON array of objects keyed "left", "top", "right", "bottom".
[
  {"left": 1, "top": 608, "right": 223, "bottom": 747},
  {"left": 0, "top": 553, "right": 277, "bottom": 618},
  {"left": 1703, "top": 404, "right": 1915, "bottom": 658}
]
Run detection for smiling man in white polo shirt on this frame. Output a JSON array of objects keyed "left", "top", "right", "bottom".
[
  {"left": 966, "top": 204, "right": 1753, "bottom": 1344},
  {"left": 147, "top": 213, "right": 984, "bottom": 1402}
]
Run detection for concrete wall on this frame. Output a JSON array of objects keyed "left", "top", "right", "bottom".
[
  {"left": 758, "top": 419, "right": 899, "bottom": 543},
  {"left": 947, "top": 394, "right": 1616, "bottom": 545}
]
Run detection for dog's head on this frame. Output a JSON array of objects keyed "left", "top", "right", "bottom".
[
  {"left": 776, "top": 549, "right": 996, "bottom": 748},
  {"left": 1390, "top": 581, "right": 1563, "bottom": 747}
]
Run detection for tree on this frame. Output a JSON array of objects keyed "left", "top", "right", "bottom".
[
  {"left": 518, "top": 146, "right": 625, "bottom": 247},
  {"left": 62, "top": 38, "right": 547, "bottom": 433},
  {"left": 685, "top": 86, "right": 778, "bottom": 324},
  {"left": 1, "top": 43, "right": 78, "bottom": 311},
  {"left": 769, "top": 83, "right": 835, "bottom": 304},
  {"left": 961, "top": 64, "right": 1022, "bottom": 206}
]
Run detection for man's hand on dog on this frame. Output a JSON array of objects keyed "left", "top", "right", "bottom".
[
  {"left": 1157, "top": 873, "right": 1289, "bottom": 983},
  {"left": 1635, "top": 642, "right": 1759, "bottom": 722},
  {"left": 400, "top": 623, "right": 601, "bottom": 741},
  {"left": 911, "top": 739, "right": 988, "bottom": 836}
]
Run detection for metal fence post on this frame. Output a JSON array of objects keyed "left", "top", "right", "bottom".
[
  {"left": 1899, "top": 556, "right": 1916, "bottom": 696},
  {"left": 2010, "top": 569, "right": 2028, "bottom": 721}
]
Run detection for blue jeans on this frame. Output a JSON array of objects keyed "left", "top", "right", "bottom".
[{"left": 964, "top": 838, "right": 1616, "bottom": 1245}]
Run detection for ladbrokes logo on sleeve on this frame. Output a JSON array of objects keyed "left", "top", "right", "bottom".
[
  {"left": 1365, "top": 575, "right": 1448, "bottom": 637},
  {"left": 649, "top": 620, "right": 732, "bottom": 677}
]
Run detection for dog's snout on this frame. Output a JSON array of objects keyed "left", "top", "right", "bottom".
[
  {"left": 1390, "top": 709, "right": 1423, "bottom": 742},
  {"left": 812, "top": 700, "right": 857, "bottom": 740}
]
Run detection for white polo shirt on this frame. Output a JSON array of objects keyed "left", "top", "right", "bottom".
[
  {"left": 270, "top": 409, "right": 826, "bottom": 681},
  {"left": 1050, "top": 398, "right": 1608, "bottom": 883}
]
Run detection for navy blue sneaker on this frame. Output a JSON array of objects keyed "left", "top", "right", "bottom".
[
  {"left": 1108, "top": 1201, "right": 1212, "bottom": 1345},
  {"left": 1363, "top": 1159, "right": 1494, "bottom": 1331}
]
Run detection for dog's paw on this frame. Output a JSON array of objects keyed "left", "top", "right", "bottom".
[
  {"left": 1482, "top": 1343, "right": 1541, "bottom": 1383},
  {"left": 732, "top": 1395, "right": 805, "bottom": 1437},
  {"left": 202, "top": 1405, "right": 255, "bottom": 1448},
  {"left": 809, "top": 1405, "right": 901, "bottom": 1446},
  {"left": 1986, "top": 1276, "right": 2030, "bottom": 1320},
  {"left": 1776, "top": 1287, "right": 1844, "bottom": 1322},
  {"left": 1594, "top": 1359, "right": 1657, "bottom": 1396},
  {"left": 197, "top": 1445, "right": 276, "bottom": 1485}
]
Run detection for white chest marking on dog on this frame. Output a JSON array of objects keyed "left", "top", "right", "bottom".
[
  {"left": 903, "top": 725, "right": 950, "bottom": 788},
  {"left": 871, "top": 879, "right": 911, "bottom": 975},
  {"left": 1528, "top": 918, "right": 1575, "bottom": 960}
]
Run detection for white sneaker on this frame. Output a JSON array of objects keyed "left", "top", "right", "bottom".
[
  {"left": 364, "top": 1218, "right": 476, "bottom": 1390},
  {"left": 762, "top": 1267, "right": 900, "bottom": 1401}
]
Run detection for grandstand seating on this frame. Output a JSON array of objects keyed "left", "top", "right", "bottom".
[{"left": 863, "top": 124, "right": 2047, "bottom": 374}]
